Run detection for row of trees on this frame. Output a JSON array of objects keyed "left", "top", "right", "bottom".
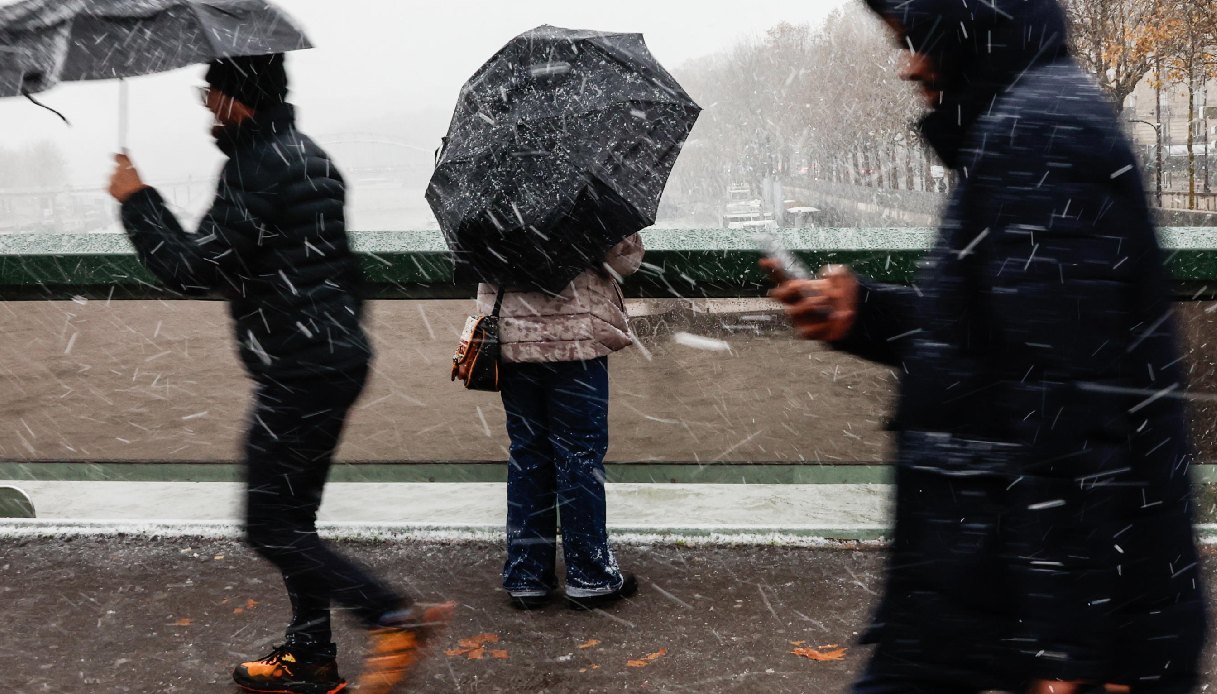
[
  {"left": 665, "top": 1, "right": 1217, "bottom": 218},
  {"left": 1065, "top": 0, "right": 1217, "bottom": 206},
  {"left": 667, "top": 8, "right": 924, "bottom": 223}
]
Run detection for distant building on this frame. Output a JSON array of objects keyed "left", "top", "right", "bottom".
[{"left": 1124, "top": 77, "right": 1217, "bottom": 194}]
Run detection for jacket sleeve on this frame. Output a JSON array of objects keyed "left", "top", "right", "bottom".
[
  {"left": 829, "top": 278, "right": 920, "bottom": 366},
  {"left": 603, "top": 233, "right": 644, "bottom": 277},
  {"left": 120, "top": 171, "right": 270, "bottom": 296},
  {"left": 969, "top": 109, "right": 1162, "bottom": 681}
]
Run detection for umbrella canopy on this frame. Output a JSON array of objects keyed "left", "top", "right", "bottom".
[
  {"left": 0, "top": 0, "right": 310, "bottom": 98},
  {"left": 428, "top": 25, "right": 701, "bottom": 293}
]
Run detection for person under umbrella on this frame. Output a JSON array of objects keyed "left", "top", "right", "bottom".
[
  {"left": 108, "top": 54, "right": 452, "bottom": 694},
  {"left": 768, "top": 0, "right": 1206, "bottom": 692},
  {"left": 439, "top": 25, "right": 699, "bottom": 610},
  {"left": 459, "top": 234, "right": 645, "bottom": 611}
]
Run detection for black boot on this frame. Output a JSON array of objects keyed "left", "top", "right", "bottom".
[
  {"left": 566, "top": 573, "right": 639, "bottom": 611},
  {"left": 233, "top": 642, "right": 346, "bottom": 694}
]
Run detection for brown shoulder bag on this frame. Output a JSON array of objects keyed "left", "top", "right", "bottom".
[{"left": 451, "top": 288, "right": 505, "bottom": 392}]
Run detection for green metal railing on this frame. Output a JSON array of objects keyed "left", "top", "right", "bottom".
[{"left": 2, "top": 227, "right": 1214, "bottom": 300}]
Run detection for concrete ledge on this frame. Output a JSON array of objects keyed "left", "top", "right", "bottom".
[
  {"left": 0, "top": 519, "right": 891, "bottom": 544},
  {"left": 0, "top": 481, "right": 892, "bottom": 541},
  {"left": 7, "top": 479, "right": 1214, "bottom": 545},
  {"left": 3, "top": 518, "right": 1216, "bottom": 546}
]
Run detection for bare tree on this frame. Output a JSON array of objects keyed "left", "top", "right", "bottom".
[
  {"left": 1146, "top": 0, "right": 1217, "bottom": 207},
  {"left": 1062, "top": 0, "right": 1160, "bottom": 110},
  {"left": 809, "top": 7, "right": 921, "bottom": 191},
  {"left": 666, "top": 5, "right": 932, "bottom": 221},
  {"left": 669, "top": 23, "right": 822, "bottom": 216}
]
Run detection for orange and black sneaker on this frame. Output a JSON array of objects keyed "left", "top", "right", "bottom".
[
  {"left": 357, "top": 602, "right": 457, "bottom": 694},
  {"left": 232, "top": 643, "right": 347, "bottom": 694}
]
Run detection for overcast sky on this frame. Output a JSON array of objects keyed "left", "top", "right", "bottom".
[{"left": 2, "top": 0, "right": 852, "bottom": 186}]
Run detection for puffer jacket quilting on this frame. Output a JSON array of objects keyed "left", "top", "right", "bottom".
[
  {"left": 120, "top": 103, "right": 370, "bottom": 379},
  {"left": 476, "top": 234, "right": 643, "bottom": 364}
]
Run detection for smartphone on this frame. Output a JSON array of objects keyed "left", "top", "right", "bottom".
[
  {"left": 753, "top": 232, "right": 812, "bottom": 282},
  {"left": 754, "top": 232, "right": 826, "bottom": 314}
]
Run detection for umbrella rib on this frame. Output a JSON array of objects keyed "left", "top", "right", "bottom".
[{"left": 186, "top": 1, "right": 223, "bottom": 57}]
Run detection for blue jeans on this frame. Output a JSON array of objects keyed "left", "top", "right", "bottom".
[{"left": 499, "top": 357, "right": 623, "bottom": 597}]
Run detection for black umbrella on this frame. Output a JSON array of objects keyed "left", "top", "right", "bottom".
[
  {"left": 428, "top": 25, "right": 701, "bottom": 294},
  {"left": 0, "top": 0, "right": 310, "bottom": 143}
]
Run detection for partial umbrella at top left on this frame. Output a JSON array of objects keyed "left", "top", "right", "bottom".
[{"left": 0, "top": 0, "right": 311, "bottom": 98}]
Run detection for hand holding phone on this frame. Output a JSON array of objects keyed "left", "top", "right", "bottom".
[
  {"left": 755, "top": 233, "right": 859, "bottom": 342},
  {"left": 753, "top": 232, "right": 812, "bottom": 282}
]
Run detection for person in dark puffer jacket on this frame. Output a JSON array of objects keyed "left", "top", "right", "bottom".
[
  {"left": 108, "top": 54, "right": 452, "bottom": 694},
  {"left": 768, "top": 1, "right": 1206, "bottom": 692}
]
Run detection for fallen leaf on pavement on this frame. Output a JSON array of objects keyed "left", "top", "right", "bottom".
[
  {"left": 627, "top": 648, "right": 668, "bottom": 668},
  {"left": 459, "top": 633, "right": 499, "bottom": 649},
  {"left": 791, "top": 645, "right": 847, "bottom": 662},
  {"left": 447, "top": 633, "right": 505, "bottom": 660},
  {"left": 577, "top": 639, "right": 601, "bottom": 650},
  {"left": 234, "top": 598, "right": 259, "bottom": 616},
  {"left": 173, "top": 618, "right": 192, "bottom": 626}
]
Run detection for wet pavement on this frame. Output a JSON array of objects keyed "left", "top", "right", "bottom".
[{"left": 3, "top": 536, "right": 1216, "bottom": 693}]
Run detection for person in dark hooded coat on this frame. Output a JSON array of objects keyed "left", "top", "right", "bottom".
[{"left": 767, "top": 1, "right": 1206, "bottom": 691}]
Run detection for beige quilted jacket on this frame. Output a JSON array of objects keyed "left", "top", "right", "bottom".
[{"left": 476, "top": 234, "right": 645, "bottom": 364}]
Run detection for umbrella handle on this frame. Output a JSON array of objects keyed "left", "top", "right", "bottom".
[{"left": 118, "top": 79, "right": 129, "bottom": 152}]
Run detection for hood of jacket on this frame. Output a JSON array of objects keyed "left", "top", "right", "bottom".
[{"left": 863, "top": 0, "right": 1071, "bottom": 167}]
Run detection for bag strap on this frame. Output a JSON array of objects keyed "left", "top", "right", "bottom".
[{"left": 492, "top": 287, "right": 506, "bottom": 317}]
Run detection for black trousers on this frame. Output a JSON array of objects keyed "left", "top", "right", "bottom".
[{"left": 244, "top": 364, "right": 405, "bottom": 648}]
